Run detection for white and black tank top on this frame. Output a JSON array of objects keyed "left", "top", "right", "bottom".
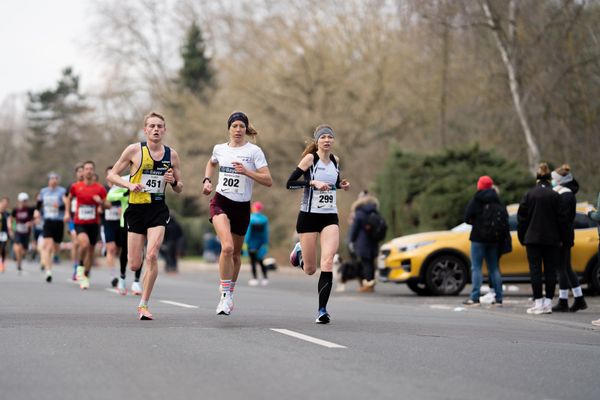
[{"left": 300, "top": 153, "right": 339, "bottom": 214}]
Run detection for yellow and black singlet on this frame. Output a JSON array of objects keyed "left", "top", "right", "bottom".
[{"left": 129, "top": 142, "right": 172, "bottom": 204}]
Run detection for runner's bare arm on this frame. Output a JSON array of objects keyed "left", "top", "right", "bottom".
[
  {"left": 63, "top": 192, "right": 72, "bottom": 222},
  {"left": 166, "top": 149, "right": 183, "bottom": 193},
  {"left": 334, "top": 156, "right": 351, "bottom": 191},
  {"left": 202, "top": 159, "right": 217, "bottom": 196},
  {"left": 234, "top": 164, "right": 272, "bottom": 187},
  {"left": 107, "top": 144, "right": 143, "bottom": 192}
]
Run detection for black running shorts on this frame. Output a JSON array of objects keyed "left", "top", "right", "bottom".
[
  {"left": 75, "top": 224, "right": 100, "bottom": 246},
  {"left": 125, "top": 203, "right": 170, "bottom": 234},
  {"left": 43, "top": 220, "right": 64, "bottom": 243},
  {"left": 296, "top": 211, "right": 339, "bottom": 233},
  {"left": 103, "top": 220, "right": 120, "bottom": 243}
]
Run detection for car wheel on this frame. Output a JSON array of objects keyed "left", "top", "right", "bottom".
[
  {"left": 424, "top": 254, "right": 468, "bottom": 296},
  {"left": 589, "top": 258, "right": 600, "bottom": 293},
  {"left": 406, "top": 279, "right": 432, "bottom": 296}
]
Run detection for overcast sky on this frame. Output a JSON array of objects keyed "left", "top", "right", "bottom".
[{"left": 0, "top": 0, "right": 98, "bottom": 101}]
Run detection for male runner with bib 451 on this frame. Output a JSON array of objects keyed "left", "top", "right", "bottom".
[{"left": 108, "top": 112, "right": 183, "bottom": 320}]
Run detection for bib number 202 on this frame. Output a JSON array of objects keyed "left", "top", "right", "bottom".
[{"left": 223, "top": 178, "right": 240, "bottom": 188}]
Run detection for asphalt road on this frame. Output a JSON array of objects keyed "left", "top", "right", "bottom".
[{"left": 1, "top": 260, "right": 599, "bottom": 400}]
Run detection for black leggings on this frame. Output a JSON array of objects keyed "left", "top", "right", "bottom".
[
  {"left": 526, "top": 244, "right": 559, "bottom": 299},
  {"left": 249, "top": 250, "right": 267, "bottom": 279},
  {"left": 359, "top": 257, "right": 376, "bottom": 281},
  {"left": 557, "top": 246, "right": 580, "bottom": 290},
  {"left": 119, "top": 230, "right": 141, "bottom": 281},
  {"left": 0, "top": 241, "right": 6, "bottom": 262}
]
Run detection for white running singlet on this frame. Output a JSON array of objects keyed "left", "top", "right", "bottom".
[{"left": 211, "top": 142, "right": 268, "bottom": 203}]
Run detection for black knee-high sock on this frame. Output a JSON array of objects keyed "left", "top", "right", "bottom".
[
  {"left": 135, "top": 266, "right": 142, "bottom": 281},
  {"left": 318, "top": 271, "right": 333, "bottom": 310},
  {"left": 120, "top": 249, "right": 127, "bottom": 279}
]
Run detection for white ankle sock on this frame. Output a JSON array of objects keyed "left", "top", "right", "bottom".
[
  {"left": 559, "top": 289, "right": 569, "bottom": 299},
  {"left": 573, "top": 286, "right": 583, "bottom": 297}
]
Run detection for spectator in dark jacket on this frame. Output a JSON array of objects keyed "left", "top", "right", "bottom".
[
  {"left": 586, "top": 192, "right": 600, "bottom": 327},
  {"left": 517, "top": 163, "right": 568, "bottom": 315},
  {"left": 551, "top": 164, "right": 587, "bottom": 312},
  {"left": 349, "top": 193, "right": 380, "bottom": 293},
  {"left": 161, "top": 216, "right": 184, "bottom": 273},
  {"left": 462, "top": 176, "right": 507, "bottom": 306}
]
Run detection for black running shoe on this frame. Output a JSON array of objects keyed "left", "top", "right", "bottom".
[
  {"left": 315, "top": 308, "right": 330, "bottom": 324},
  {"left": 111, "top": 277, "right": 119, "bottom": 288},
  {"left": 46, "top": 275, "right": 52, "bottom": 283}
]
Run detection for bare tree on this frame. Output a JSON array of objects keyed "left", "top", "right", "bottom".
[{"left": 480, "top": 0, "right": 540, "bottom": 174}]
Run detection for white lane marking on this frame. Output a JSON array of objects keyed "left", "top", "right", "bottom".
[
  {"left": 160, "top": 300, "right": 199, "bottom": 309},
  {"left": 271, "top": 329, "right": 347, "bottom": 349},
  {"left": 429, "top": 305, "right": 453, "bottom": 310}
]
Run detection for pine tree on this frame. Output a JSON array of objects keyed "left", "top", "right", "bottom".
[
  {"left": 26, "top": 67, "right": 91, "bottom": 183},
  {"left": 178, "top": 22, "right": 214, "bottom": 100},
  {"left": 374, "top": 144, "right": 532, "bottom": 237}
]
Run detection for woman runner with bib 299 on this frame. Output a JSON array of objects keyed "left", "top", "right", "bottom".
[
  {"left": 286, "top": 125, "right": 350, "bottom": 324},
  {"left": 202, "top": 112, "right": 272, "bottom": 316}
]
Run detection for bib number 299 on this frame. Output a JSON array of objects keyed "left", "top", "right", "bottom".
[{"left": 318, "top": 194, "right": 334, "bottom": 203}]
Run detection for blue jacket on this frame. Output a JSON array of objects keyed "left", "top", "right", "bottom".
[
  {"left": 245, "top": 212, "right": 269, "bottom": 258},
  {"left": 349, "top": 200, "right": 380, "bottom": 260}
]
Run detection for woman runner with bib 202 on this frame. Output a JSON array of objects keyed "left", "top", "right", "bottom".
[
  {"left": 286, "top": 125, "right": 350, "bottom": 324},
  {"left": 202, "top": 112, "right": 272, "bottom": 316}
]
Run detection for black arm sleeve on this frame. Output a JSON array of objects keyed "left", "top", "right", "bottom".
[{"left": 286, "top": 167, "right": 309, "bottom": 190}]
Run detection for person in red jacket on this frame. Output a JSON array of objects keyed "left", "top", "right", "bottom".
[{"left": 65, "top": 161, "right": 106, "bottom": 290}]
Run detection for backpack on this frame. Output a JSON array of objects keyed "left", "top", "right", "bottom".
[
  {"left": 364, "top": 210, "right": 388, "bottom": 242},
  {"left": 479, "top": 202, "right": 509, "bottom": 243}
]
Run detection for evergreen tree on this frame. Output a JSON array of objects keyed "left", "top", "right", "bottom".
[
  {"left": 26, "top": 67, "right": 91, "bottom": 185},
  {"left": 178, "top": 22, "right": 214, "bottom": 100},
  {"left": 374, "top": 144, "right": 533, "bottom": 238}
]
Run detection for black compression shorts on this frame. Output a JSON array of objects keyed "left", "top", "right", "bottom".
[
  {"left": 296, "top": 211, "right": 339, "bottom": 233},
  {"left": 125, "top": 203, "right": 170, "bottom": 234}
]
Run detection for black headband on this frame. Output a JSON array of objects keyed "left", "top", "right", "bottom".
[{"left": 227, "top": 112, "right": 249, "bottom": 129}]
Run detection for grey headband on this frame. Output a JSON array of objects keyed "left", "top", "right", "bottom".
[{"left": 314, "top": 126, "right": 335, "bottom": 141}]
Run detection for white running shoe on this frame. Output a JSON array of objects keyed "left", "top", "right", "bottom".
[
  {"left": 216, "top": 293, "right": 232, "bottom": 315},
  {"left": 76, "top": 266, "right": 85, "bottom": 282},
  {"left": 289, "top": 242, "right": 303, "bottom": 268},
  {"left": 527, "top": 299, "right": 551, "bottom": 315},
  {"left": 542, "top": 298, "right": 553, "bottom": 314},
  {"left": 260, "top": 279, "right": 269, "bottom": 286},
  {"left": 480, "top": 292, "right": 496, "bottom": 305},
  {"left": 131, "top": 281, "right": 142, "bottom": 296},
  {"left": 117, "top": 278, "right": 127, "bottom": 295},
  {"left": 248, "top": 279, "right": 259, "bottom": 287},
  {"left": 80, "top": 277, "right": 90, "bottom": 290}
]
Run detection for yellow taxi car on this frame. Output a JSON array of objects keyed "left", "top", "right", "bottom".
[{"left": 378, "top": 204, "right": 600, "bottom": 295}]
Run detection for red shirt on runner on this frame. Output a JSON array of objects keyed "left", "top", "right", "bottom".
[{"left": 70, "top": 182, "right": 107, "bottom": 225}]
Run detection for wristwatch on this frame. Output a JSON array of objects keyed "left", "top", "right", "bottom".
[{"left": 202, "top": 177, "right": 211, "bottom": 184}]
